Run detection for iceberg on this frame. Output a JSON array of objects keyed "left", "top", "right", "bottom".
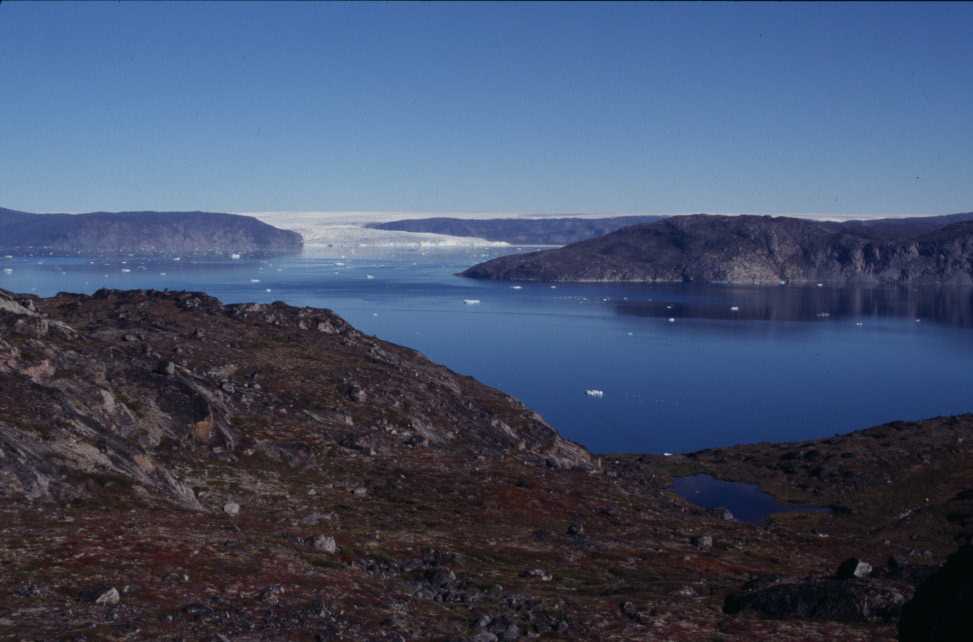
[{"left": 585, "top": 389, "right": 604, "bottom": 398}]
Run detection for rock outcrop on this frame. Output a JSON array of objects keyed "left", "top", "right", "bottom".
[
  {"left": 0, "top": 288, "right": 589, "bottom": 510},
  {"left": 899, "top": 545, "right": 973, "bottom": 641}
]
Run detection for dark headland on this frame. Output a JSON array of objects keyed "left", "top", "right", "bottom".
[
  {"left": 1, "top": 287, "right": 970, "bottom": 640},
  {"left": 461, "top": 212, "right": 973, "bottom": 286},
  {"left": 0, "top": 207, "right": 303, "bottom": 256},
  {"left": 366, "top": 215, "right": 664, "bottom": 246}
]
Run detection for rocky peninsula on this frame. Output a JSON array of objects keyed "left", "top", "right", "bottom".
[{"left": 461, "top": 213, "right": 973, "bottom": 285}]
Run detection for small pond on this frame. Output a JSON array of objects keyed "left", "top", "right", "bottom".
[{"left": 671, "top": 474, "right": 831, "bottom": 524}]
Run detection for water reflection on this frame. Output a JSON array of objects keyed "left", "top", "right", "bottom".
[{"left": 614, "top": 285, "right": 973, "bottom": 328}]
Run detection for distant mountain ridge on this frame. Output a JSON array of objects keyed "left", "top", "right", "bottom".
[
  {"left": 840, "top": 211, "right": 973, "bottom": 240},
  {"left": 461, "top": 212, "right": 973, "bottom": 285},
  {"left": 0, "top": 207, "right": 303, "bottom": 255},
  {"left": 366, "top": 215, "right": 665, "bottom": 245}
]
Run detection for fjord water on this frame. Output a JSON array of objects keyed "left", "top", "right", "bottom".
[{"left": 4, "top": 248, "right": 973, "bottom": 454}]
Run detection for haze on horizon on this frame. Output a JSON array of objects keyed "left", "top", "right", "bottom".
[{"left": 1, "top": 2, "right": 971, "bottom": 217}]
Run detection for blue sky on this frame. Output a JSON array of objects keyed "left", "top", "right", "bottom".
[{"left": 1, "top": 2, "right": 971, "bottom": 216}]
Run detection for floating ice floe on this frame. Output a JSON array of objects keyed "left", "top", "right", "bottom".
[
  {"left": 265, "top": 288, "right": 272, "bottom": 293},
  {"left": 173, "top": 257, "right": 182, "bottom": 262},
  {"left": 160, "top": 272, "right": 167, "bottom": 276},
  {"left": 511, "top": 285, "right": 523, "bottom": 290},
  {"left": 667, "top": 317, "right": 676, "bottom": 323},
  {"left": 2, "top": 268, "right": 13, "bottom": 275},
  {"left": 730, "top": 306, "right": 740, "bottom": 312},
  {"left": 231, "top": 253, "right": 241, "bottom": 260},
  {"left": 550, "top": 285, "right": 557, "bottom": 289},
  {"left": 585, "top": 389, "right": 604, "bottom": 398},
  {"left": 121, "top": 268, "right": 131, "bottom": 273},
  {"left": 2, "top": 255, "right": 12, "bottom": 260},
  {"left": 366, "top": 274, "right": 375, "bottom": 280},
  {"left": 250, "top": 278, "right": 261, "bottom": 283},
  {"left": 855, "top": 321, "right": 864, "bottom": 327},
  {"left": 463, "top": 299, "right": 481, "bottom": 305},
  {"left": 663, "top": 452, "right": 673, "bottom": 457},
  {"left": 817, "top": 283, "right": 824, "bottom": 287},
  {"left": 816, "top": 312, "right": 830, "bottom": 318}
]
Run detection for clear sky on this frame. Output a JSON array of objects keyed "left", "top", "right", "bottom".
[{"left": 1, "top": 1, "right": 971, "bottom": 216}]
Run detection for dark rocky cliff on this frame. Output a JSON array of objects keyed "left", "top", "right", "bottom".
[
  {"left": 367, "top": 215, "right": 664, "bottom": 245},
  {"left": 462, "top": 214, "right": 973, "bottom": 285},
  {"left": 0, "top": 207, "right": 303, "bottom": 255}
]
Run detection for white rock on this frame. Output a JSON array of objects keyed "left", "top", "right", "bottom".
[
  {"left": 95, "top": 587, "right": 120, "bottom": 605},
  {"left": 223, "top": 501, "right": 240, "bottom": 516},
  {"left": 313, "top": 535, "right": 337, "bottom": 553}
]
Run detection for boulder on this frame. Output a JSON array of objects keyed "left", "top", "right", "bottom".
[
  {"left": 899, "top": 545, "right": 973, "bottom": 641},
  {"left": 724, "top": 576, "right": 907, "bottom": 623},
  {"left": 836, "top": 558, "right": 873, "bottom": 579}
]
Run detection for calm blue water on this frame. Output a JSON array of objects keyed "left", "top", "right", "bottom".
[
  {"left": 672, "top": 474, "right": 831, "bottom": 524},
  {"left": 3, "top": 248, "right": 973, "bottom": 454}
]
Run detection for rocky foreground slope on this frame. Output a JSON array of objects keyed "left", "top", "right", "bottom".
[
  {"left": 0, "top": 207, "right": 303, "bottom": 255},
  {"left": 462, "top": 214, "right": 973, "bottom": 285},
  {"left": 0, "top": 288, "right": 971, "bottom": 640}
]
